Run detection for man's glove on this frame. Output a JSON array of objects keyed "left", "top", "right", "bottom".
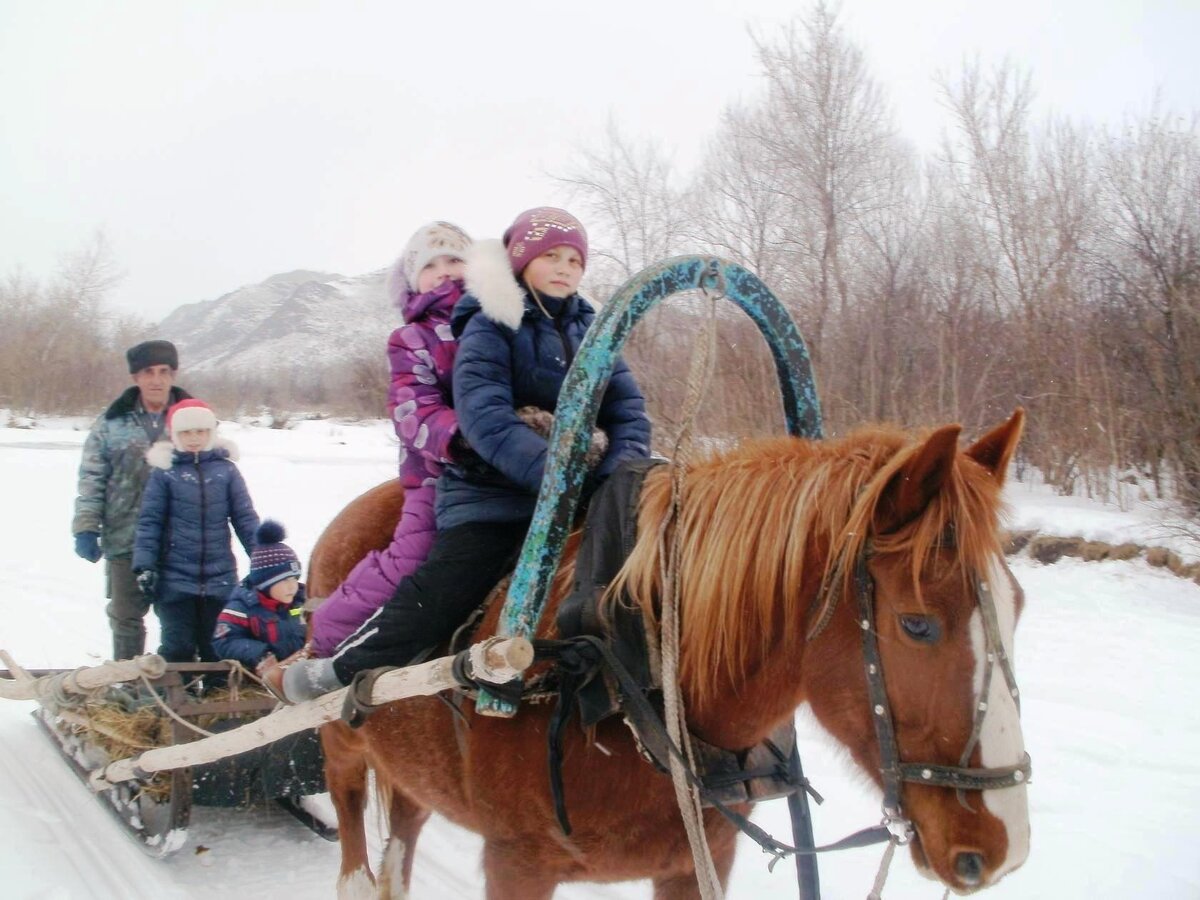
[
  {"left": 73, "top": 531, "right": 102, "bottom": 563},
  {"left": 135, "top": 569, "right": 158, "bottom": 599}
]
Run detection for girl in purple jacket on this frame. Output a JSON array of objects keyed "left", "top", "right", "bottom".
[{"left": 307, "top": 222, "right": 472, "bottom": 657}]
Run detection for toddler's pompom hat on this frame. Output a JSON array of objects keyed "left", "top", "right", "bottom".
[{"left": 248, "top": 520, "right": 302, "bottom": 593}]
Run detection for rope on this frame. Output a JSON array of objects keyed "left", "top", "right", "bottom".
[
  {"left": 658, "top": 285, "right": 723, "bottom": 898},
  {"left": 138, "top": 674, "right": 218, "bottom": 738},
  {"left": 866, "top": 838, "right": 899, "bottom": 900}
]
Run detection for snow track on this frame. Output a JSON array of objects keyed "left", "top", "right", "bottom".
[{"left": 0, "top": 703, "right": 184, "bottom": 899}]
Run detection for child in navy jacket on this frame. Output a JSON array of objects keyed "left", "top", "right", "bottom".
[
  {"left": 133, "top": 399, "right": 258, "bottom": 666},
  {"left": 212, "top": 521, "right": 306, "bottom": 674}
]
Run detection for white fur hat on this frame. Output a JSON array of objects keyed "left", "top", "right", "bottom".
[
  {"left": 399, "top": 221, "right": 472, "bottom": 293},
  {"left": 167, "top": 399, "right": 218, "bottom": 450}
]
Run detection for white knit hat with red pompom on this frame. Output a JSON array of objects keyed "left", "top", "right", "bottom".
[{"left": 166, "top": 399, "right": 218, "bottom": 450}]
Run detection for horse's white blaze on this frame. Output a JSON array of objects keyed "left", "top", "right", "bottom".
[{"left": 969, "top": 555, "right": 1030, "bottom": 880}]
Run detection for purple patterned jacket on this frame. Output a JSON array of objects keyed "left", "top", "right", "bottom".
[
  {"left": 308, "top": 278, "right": 462, "bottom": 657},
  {"left": 388, "top": 278, "right": 462, "bottom": 485}
]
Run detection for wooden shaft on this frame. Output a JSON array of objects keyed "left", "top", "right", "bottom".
[
  {"left": 0, "top": 653, "right": 167, "bottom": 702},
  {"left": 88, "top": 637, "right": 533, "bottom": 790}
]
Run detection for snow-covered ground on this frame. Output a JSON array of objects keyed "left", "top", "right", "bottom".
[{"left": 1, "top": 418, "right": 1198, "bottom": 899}]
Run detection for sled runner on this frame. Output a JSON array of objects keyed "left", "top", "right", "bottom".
[{"left": 1, "top": 656, "right": 331, "bottom": 856}]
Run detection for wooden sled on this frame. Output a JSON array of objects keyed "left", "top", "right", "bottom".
[{"left": 2, "top": 656, "right": 332, "bottom": 856}]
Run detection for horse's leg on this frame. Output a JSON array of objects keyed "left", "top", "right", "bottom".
[
  {"left": 375, "top": 785, "right": 430, "bottom": 899},
  {"left": 651, "top": 838, "right": 737, "bottom": 900},
  {"left": 320, "top": 723, "right": 375, "bottom": 898},
  {"left": 483, "top": 839, "right": 558, "bottom": 900}
]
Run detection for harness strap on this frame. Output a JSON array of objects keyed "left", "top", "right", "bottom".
[
  {"left": 532, "top": 636, "right": 892, "bottom": 862},
  {"left": 900, "top": 757, "right": 1032, "bottom": 792},
  {"left": 786, "top": 741, "right": 822, "bottom": 898},
  {"left": 341, "top": 665, "right": 395, "bottom": 729}
]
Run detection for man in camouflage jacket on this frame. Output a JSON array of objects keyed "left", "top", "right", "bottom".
[{"left": 72, "top": 340, "right": 191, "bottom": 659}]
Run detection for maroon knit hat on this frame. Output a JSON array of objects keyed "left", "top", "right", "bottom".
[{"left": 502, "top": 207, "right": 588, "bottom": 276}]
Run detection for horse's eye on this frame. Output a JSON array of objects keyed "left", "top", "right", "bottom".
[{"left": 899, "top": 614, "right": 940, "bottom": 643}]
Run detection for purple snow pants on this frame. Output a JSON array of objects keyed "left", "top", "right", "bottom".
[{"left": 308, "top": 483, "right": 436, "bottom": 658}]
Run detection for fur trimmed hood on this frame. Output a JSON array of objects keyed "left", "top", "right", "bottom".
[
  {"left": 146, "top": 436, "right": 239, "bottom": 469},
  {"left": 460, "top": 238, "right": 598, "bottom": 333},
  {"left": 463, "top": 239, "right": 528, "bottom": 331}
]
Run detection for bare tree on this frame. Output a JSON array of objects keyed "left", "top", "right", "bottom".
[
  {"left": 1093, "top": 106, "right": 1200, "bottom": 508},
  {"left": 554, "top": 119, "right": 687, "bottom": 295},
  {"left": 746, "top": 1, "right": 899, "bottom": 366},
  {"left": 0, "top": 232, "right": 145, "bottom": 415},
  {"left": 937, "top": 60, "right": 1100, "bottom": 490}
]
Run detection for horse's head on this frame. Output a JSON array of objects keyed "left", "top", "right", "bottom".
[
  {"left": 609, "top": 409, "right": 1030, "bottom": 894},
  {"left": 806, "top": 409, "right": 1030, "bottom": 893}
]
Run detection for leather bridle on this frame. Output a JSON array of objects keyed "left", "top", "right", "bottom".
[{"left": 852, "top": 550, "right": 1032, "bottom": 838}]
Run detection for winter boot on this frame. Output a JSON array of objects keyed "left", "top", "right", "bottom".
[
  {"left": 112, "top": 633, "right": 145, "bottom": 662},
  {"left": 279, "top": 658, "right": 343, "bottom": 704}
]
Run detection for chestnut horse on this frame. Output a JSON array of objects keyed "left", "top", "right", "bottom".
[{"left": 309, "top": 410, "right": 1031, "bottom": 898}]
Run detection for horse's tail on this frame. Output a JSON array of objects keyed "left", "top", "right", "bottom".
[
  {"left": 373, "top": 771, "right": 393, "bottom": 852},
  {"left": 373, "top": 773, "right": 406, "bottom": 899}
]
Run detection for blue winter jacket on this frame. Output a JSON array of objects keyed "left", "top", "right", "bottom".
[
  {"left": 436, "top": 240, "right": 651, "bottom": 528},
  {"left": 212, "top": 583, "right": 306, "bottom": 668},
  {"left": 132, "top": 440, "right": 259, "bottom": 596}
]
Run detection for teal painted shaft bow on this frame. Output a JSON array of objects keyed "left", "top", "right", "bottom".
[{"left": 475, "top": 257, "right": 822, "bottom": 716}]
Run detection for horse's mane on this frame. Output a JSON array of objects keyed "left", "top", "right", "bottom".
[{"left": 605, "top": 425, "right": 1008, "bottom": 704}]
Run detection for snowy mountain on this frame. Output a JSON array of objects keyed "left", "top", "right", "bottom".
[{"left": 158, "top": 269, "right": 394, "bottom": 376}]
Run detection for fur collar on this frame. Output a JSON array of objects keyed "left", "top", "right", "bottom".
[
  {"left": 146, "top": 435, "right": 239, "bottom": 469},
  {"left": 105, "top": 385, "right": 191, "bottom": 420},
  {"left": 464, "top": 239, "right": 527, "bottom": 331}
]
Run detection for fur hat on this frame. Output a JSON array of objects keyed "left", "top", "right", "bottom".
[
  {"left": 248, "top": 520, "right": 302, "bottom": 593},
  {"left": 166, "top": 399, "right": 217, "bottom": 451},
  {"left": 393, "top": 221, "right": 472, "bottom": 295},
  {"left": 126, "top": 340, "right": 178, "bottom": 374},
  {"left": 502, "top": 207, "right": 588, "bottom": 276}
]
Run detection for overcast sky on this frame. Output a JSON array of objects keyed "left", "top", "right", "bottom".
[{"left": 2, "top": 0, "right": 1196, "bottom": 322}]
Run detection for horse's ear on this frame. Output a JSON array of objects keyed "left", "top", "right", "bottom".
[
  {"left": 965, "top": 408, "right": 1025, "bottom": 487},
  {"left": 874, "top": 425, "right": 962, "bottom": 534}
]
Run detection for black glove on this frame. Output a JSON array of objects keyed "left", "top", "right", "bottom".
[
  {"left": 74, "top": 531, "right": 102, "bottom": 563},
  {"left": 449, "top": 431, "right": 495, "bottom": 480},
  {"left": 135, "top": 569, "right": 159, "bottom": 599},
  {"left": 449, "top": 430, "right": 473, "bottom": 461}
]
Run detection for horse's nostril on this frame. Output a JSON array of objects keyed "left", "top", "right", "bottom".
[{"left": 954, "top": 851, "right": 985, "bottom": 886}]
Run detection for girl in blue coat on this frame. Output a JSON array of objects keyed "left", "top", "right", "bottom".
[
  {"left": 212, "top": 521, "right": 306, "bottom": 673},
  {"left": 133, "top": 399, "right": 259, "bottom": 664},
  {"left": 274, "top": 207, "right": 651, "bottom": 701}
]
